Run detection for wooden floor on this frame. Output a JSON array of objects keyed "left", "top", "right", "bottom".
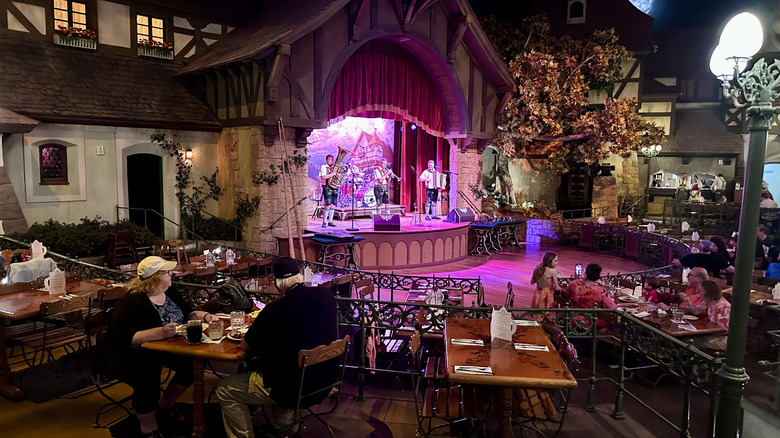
[{"left": 382, "top": 243, "right": 651, "bottom": 307}]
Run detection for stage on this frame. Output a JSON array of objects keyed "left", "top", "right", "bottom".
[
  {"left": 313, "top": 204, "right": 407, "bottom": 221},
  {"left": 276, "top": 214, "right": 471, "bottom": 270}
]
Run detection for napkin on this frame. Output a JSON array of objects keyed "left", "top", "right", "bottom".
[
  {"left": 681, "top": 221, "right": 690, "bottom": 232},
  {"left": 454, "top": 365, "right": 493, "bottom": 375},
  {"left": 201, "top": 335, "right": 226, "bottom": 344},
  {"left": 108, "top": 283, "right": 126, "bottom": 288},
  {"left": 773, "top": 283, "right": 780, "bottom": 299},
  {"left": 648, "top": 223, "right": 656, "bottom": 232},
  {"left": 451, "top": 338, "right": 484, "bottom": 346},
  {"left": 597, "top": 216, "right": 606, "bottom": 224},
  {"left": 677, "top": 323, "right": 698, "bottom": 331},
  {"left": 657, "top": 309, "right": 667, "bottom": 316},
  {"left": 491, "top": 307, "right": 516, "bottom": 342},
  {"left": 514, "top": 343, "right": 549, "bottom": 352},
  {"left": 691, "top": 231, "right": 700, "bottom": 241},
  {"left": 682, "top": 268, "right": 691, "bottom": 284},
  {"left": 514, "top": 320, "right": 540, "bottom": 327},
  {"left": 634, "top": 311, "right": 651, "bottom": 318}
]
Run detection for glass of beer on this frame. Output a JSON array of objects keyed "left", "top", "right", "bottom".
[
  {"left": 208, "top": 319, "right": 224, "bottom": 341},
  {"left": 186, "top": 320, "right": 203, "bottom": 344}
]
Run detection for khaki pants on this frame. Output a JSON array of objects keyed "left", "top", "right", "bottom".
[{"left": 216, "top": 372, "right": 294, "bottom": 438}]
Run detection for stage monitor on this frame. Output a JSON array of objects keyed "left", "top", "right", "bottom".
[
  {"left": 447, "top": 207, "right": 475, "bottom": 223},
  {"left": 373, "top": 214, "right": 401, "bottom": 231}
]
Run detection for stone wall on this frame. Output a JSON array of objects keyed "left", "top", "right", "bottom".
[
  {"left": 525, "top": 219, "right": 562, "bottom": 244},
  {"left": 455, "top": 145, "right": 483, "bottom": 213},
  {"left": 592, "top": 175, "right": 618, "bottom": 217},
  {"left": 241, "top": 126, "right": 310, "bottom": 254}
]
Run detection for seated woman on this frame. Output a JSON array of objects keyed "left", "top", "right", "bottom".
[
  {"left": 679, "top": 267, "right": 708, "bottom": 315},
  {"left": 564, "top": 264, "right": 616, "bottom": 327},
  {"left": 693, "top": 280, "right": 730, "bottom": 351},
  {"left": 97, "top": 256, "right": 219, "bottom": 438}
]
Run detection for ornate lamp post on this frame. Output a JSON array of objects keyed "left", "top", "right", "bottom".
[
  {"left": 640, "top": 144, "right": 662, "bottom": 158},
  {"left": 709, "top": 11, "right": 780, "bottom": 437}
]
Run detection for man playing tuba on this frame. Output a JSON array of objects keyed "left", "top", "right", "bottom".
[{"left": 318, "top": 154, "right": 339, "bottom": 227}]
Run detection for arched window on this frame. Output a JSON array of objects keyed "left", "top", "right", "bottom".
[
  {"left": 39, "top": 144, "right": 69, "bottom": 185},
  {"left": 568, "top": 0, "right": 586, "bottom": 24}
]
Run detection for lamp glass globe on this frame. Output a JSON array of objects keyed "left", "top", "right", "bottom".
[{"left": 719, "top": 12, "right": 763, "bottom": 58}]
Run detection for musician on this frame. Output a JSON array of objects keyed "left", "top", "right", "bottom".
[
  {"left": 318, "top": 154, "right": 338, "bottom": 227},
  {"left": 418, "top": 160, "right": 441, "bottom": 220},
  {"left": 374, "top": 158, "right": 399, "bottom": 213}
]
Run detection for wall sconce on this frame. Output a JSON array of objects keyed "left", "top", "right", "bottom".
[{"left": 185, "top": 149, "right": 193, "bottom": 160}]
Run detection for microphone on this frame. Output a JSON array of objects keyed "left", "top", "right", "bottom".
[{"left": 411, "top": 166, "right": 416, "bottom": 173}]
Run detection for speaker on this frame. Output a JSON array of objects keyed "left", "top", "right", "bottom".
[
  {"left": 373, "top": 214, "right": 401, "bottom": 231},
  {"left": 447, "top": 207, "right": 475, "bottom": 223}
]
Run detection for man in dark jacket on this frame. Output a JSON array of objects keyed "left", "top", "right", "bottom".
[{"left": 216, "top": 257, "right": 338, "bottom": 438}]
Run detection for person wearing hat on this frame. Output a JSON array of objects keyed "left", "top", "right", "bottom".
[
  {"left": 216, "top": 257, "right": 338, "bottom": 438},
  {"left": 672, "top": 239, "right": 734, "bottom": 278},
  {"left": 97, "top": 256, "right": 219, "bottom": 438}
]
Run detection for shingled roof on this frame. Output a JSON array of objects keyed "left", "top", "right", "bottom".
[
  {"left": 0, "top": 31, "right": 220, "bottom": 131},
  {"left": 0, "top": 107, "right": 38, "bottom": 133},
  {"left": 662, "top": 109, "right": 743, "bottom": 155},
  {"left": 178, "top": 0, "right": 349, "bottom": 75}
]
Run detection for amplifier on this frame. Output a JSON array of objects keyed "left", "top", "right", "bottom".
[
  {"left": 373, "top": 214, "right": 401, "bottom": 231},
  {"left": 447, "top": 207, "right": 475, "bottom": 223}
]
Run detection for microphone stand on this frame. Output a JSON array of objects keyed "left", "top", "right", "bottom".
[
  {"left": 410, "top": 165, "right": 423, "bottom": 226},
  {"left": 346, "top": 164, "right": 359, "bottom": 232}
]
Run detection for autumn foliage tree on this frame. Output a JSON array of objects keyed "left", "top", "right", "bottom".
[{"left": 483, "top": 15, "right": 665, "bottom": 174}]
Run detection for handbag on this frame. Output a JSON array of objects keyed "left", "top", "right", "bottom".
[{"left": 217, "top": 278, "right": 253, "bottom": 312}]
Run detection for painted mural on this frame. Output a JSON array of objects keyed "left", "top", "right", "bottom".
[{"left": 306, "top": 117, "right": 395, "bottom": 211}]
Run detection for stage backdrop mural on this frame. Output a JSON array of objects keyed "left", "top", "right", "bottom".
[{"left": 306, "top": 117, "right": 396, "bottom": 213}]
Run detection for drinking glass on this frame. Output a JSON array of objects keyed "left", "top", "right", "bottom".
[
  {"left": 186, "top": 320, "right": 203, "bottom": 344},
  {"left": 208, "top": 319, "right": 224, "bottom": 340},
  {"left": 230, "top": 311, "right": 246, "bottom": 332},
  {"left": 637, "top": 297, "right": 647, "bottom": 313},
  {"left": 672, "top": 309, "right": 685, "bottom": 323}
]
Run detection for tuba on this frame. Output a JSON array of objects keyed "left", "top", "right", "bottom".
[{"left": 327, "top": 146, "right": 351, "bottom": 189}]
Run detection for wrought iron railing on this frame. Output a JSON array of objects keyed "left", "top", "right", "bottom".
[
  {"left": 662, "top": 199, "right": 740, "bottom": 229},
  {"left": 337, "top": 299, "right": 722, "bottom": 437}
]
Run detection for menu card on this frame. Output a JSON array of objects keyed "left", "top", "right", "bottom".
[{"left": 490, "top": 307, "right": 517, "bottom": 342}]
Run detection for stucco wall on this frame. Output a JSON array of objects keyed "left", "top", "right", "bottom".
[{"left": 3, "top": 123, "right": 219, "bottom": 237}]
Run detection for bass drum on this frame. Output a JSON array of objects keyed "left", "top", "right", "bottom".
[{"left": 355, "top": 187, "right": 376, "bottom": 208}]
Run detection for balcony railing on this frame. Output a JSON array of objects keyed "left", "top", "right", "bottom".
[{"left": 53, "top": 33, "right": 96, "bottom": 50}]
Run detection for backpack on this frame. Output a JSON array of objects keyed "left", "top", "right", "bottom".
[{"left": 217, "top": 278, "right": 253, "bottom": 313}]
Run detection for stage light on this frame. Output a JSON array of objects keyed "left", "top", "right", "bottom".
[{"left": 410, "top": 123, "right": 417, "bottom": 130}]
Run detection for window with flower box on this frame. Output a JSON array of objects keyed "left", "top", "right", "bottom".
[
  {"left": 136, "top": 14, "right": 173, "bottom": 60},
  {"left": 39, "top": 144, "right": 69, "bottom": 185},
  {"left": 53, "top": 0, "right": 96, "bottom": 50}
]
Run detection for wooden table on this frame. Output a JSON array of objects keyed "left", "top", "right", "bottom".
[
  {"left": 142, "top": 334, "right": 247, "bottom": 438},
  {"left": 638, "top": 312, "right": 727, "bottom": 337},
  {"left": 444, "top": 318, "right": 577, "bottom": 438},
  {"left": 0, "top": 278, "right": 116, "bottom": 401},
  {"left": 721, "top": 287, "right": 780, "bottom": 306}
]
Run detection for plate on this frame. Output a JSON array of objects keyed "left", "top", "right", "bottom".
[
  {"left": 227, "top": 332, "right": 244, "bottom": 342},
  {"left": 618, "top": 296, "right": 638, "bottom": 302},
  {"left": 683, "top": 315, "right": 698, "bottom": 321}
]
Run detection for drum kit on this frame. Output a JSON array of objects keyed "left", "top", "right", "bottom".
[{"left": 337, "top": 163, "right": 379, "bottom": 208}]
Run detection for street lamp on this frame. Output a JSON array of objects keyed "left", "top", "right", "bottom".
[
  {"left": 640, "top": 144, "right": 662, "bottom": 158},
  {"left": 709, "top": 10, "right": 780, "bottom": 438}
]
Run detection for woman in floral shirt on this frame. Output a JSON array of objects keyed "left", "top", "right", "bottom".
[
  {"left": 564, "top": 264, "right": 616, "bottom": 328},
  {"left": 694, "top": 280, "right": 730, "bottom": 351}
]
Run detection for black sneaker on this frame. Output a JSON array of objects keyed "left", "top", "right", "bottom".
[
  {"left": 322, "top": 223, "right": 327, "bottom": 228},
  {"left": 328, "top": 223, "right": 337, "bottom": 227},
  {"left": 432, "top": 216, "right": 441, "bottom": 220},
  {"left": 425, "top": 216, "right": 431, "bottom": 221}
]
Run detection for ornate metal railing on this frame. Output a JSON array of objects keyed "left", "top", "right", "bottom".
[
  {"left": 337, "top": 298, "right": 722, "bottom": 437},
  {"left": 662, "top": 199, "right": 740, "bottom": 228}
]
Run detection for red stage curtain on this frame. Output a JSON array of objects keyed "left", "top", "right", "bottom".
[
  {"left": 398, "top": 122, "right": 449, "bottom": 212},
  {"left": 328, "top": 39, "right": 445, "bottom": 137}
]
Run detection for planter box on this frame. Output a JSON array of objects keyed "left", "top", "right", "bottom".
[
  {"left": 54, "top": 33, "right": 96, "bottom": 50},
  {"left": 138, "top": 46, "right": 174, "bottom": 60}
]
